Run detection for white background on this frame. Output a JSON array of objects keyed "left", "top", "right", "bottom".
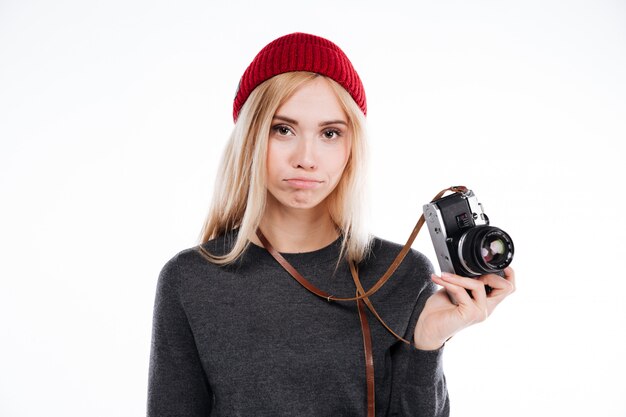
[{"left": 1, "top": 1, "right": 625, "bottom": 416}]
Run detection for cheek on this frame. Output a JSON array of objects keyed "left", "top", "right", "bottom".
[
  {"left": 336, "top": 141, "right": 351, "bottom": 172},
  {"left": 266, "top": 142, "right": 284, "bottom": 177},
  {"left": 324, "top": 143, "right": 351, "bottom": 182}
]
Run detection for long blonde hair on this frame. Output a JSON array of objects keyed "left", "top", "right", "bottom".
[{"left": 199, "top": 71, "right": 371, "bottom": 264}]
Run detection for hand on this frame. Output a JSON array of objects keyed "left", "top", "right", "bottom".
[{"left": 413, "top": 267, "right": 516, "bottom": 350}]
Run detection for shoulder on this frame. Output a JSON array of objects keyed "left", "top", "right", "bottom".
[
  {"left": 366, "top": 236, "right": 434, "bottom": 276},
  {"left": 156, "top": 247, "right": 202, "bottom": 291},
  {"left": 157, "top": 233, "right": 235, "bottom": 288},
  {"left": 359, "top": 237, "right": 437, "bottom": 333},
  {"left": 354, "top": 235, "right": 435, "bottom": 299}
]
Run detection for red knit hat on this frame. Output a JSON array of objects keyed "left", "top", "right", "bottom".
[{"left": 233, "top": 32, "right": 367, "bottom": 122}]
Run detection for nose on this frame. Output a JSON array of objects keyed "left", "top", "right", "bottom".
[{"left": 292, "top": 137, "right": 317, "bottom": 170}]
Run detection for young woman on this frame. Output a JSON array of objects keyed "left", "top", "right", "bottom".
[{"left": 147, "top": 32, "right": 515, "bottom": 417}]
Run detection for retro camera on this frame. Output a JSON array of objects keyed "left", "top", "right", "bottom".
[{"left": 423, "top": 189, "right": 514, "bottom": 278}]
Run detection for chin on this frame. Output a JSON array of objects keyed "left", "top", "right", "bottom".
[
  {"left": 286, "top": 200, "right": 324, "bottom": 210},
  {"left": 267, "top": 189, "right": 331, "bottom": 212},
  {"left": 281, "top": 195, "right": 329, "bottom": 210}
]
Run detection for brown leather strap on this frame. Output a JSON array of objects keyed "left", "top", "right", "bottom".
[
  {"left": 356, "top": 294, "right": 375, "bottom": 417},
  {"left": 349, "top": 185, "right": 466, "bottom": 300},
  {"left": 257, "top": 230, "right": 410, "bottom": 343},
  {"left": 350, "top": 262, "right": 410, "bottom": 345},
  {"left": 258, "top": 232, "right": 396, "bottom": 416},
  {"left": 257, "top": 229, "right": 334, "bottom": 300}
]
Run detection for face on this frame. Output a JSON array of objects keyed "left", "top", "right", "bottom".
[{"left": 265, "top": 77, "right": 351, "bottom": 213}]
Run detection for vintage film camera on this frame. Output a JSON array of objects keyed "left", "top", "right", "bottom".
[{"left": 423, "top": 189, "right": 514, "bottom": 278}]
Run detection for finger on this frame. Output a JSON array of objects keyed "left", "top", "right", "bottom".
[
  {"left": 479, "top": 273, "right": 515, "bottom": 298},
  {"left": 440, "top": 272, "right": 491, "bottom": 323},
  {"left": 483, "top": 267, "right": 516, "bottom": 297},
  {"left": 431, "top": 274, "right": 474, "bottom": 306},
  {"left": 432, "top": 274, "right": 491, "bottom": 324},
  {"left": 440, "top": 272, "right": 488, "bottom": 307},
  {"left": 503, "top": 266, "right": 516, "bottom": 287}
]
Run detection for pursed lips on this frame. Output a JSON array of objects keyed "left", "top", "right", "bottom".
[{"left": 283, "top": 178, "right": 324, "bottom": 189}]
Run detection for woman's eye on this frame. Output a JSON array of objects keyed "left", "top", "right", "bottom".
[
  {"left": 272, "top": 125, "right": 293, "bottom": 136},
  {"left": 323, "top": 129, "right": 341, "bottom": 140}
]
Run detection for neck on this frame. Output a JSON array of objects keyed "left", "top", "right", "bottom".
[{"left": 251, "top": 199, "right": 339, "bottom": 253}]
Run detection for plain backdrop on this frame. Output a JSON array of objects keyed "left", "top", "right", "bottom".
[{"left": 1, "top": 0, "right": 625, "bottom": 416}]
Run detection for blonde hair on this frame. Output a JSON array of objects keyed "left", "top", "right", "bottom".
[{"left": 199, "top": 71, "right": 371, "bottom": 264}]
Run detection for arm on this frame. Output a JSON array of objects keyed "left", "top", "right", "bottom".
[
  {"left": 147, "top": 256, "right": 212, "bottom": 416},
  {"left": 389, "top": 279, "right": 450, "bottom": 417},
  {"left": 390, "top": 267, "right": 516, "bottom": 416}
]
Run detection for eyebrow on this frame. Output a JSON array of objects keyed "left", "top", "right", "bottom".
[{"left": 272, "top": 115, "right": 348, "bottom": 127}]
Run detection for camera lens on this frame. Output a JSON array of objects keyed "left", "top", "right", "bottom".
[
  {"left": 482, "top": 236, "right": 507, "bottom": 264},
  {"left": 458, "top": 226, "right": 514, "bottom": 276}
]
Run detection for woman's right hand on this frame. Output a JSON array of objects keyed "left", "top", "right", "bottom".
[{"left": 413, "top": 267, "right": 516, "bottom": 350}]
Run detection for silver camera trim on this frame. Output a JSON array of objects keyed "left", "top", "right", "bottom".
[
  {"left": 422, "top": 189, "right": 488, "bottom": 275},
  {"left": 457, "top": 232, "right": 483, "bottom": 276}
]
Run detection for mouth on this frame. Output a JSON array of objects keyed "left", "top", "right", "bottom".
[{"left": 283, "top": 178, "right": 324, "bottom": 189}]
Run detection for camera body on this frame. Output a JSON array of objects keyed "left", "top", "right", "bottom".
[{"left": 423, "top": 189, "right": 514, "bottom": 278}]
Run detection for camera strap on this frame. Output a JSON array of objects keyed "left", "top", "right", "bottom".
[{"left": 256, "top": 185, "right": 466, "bottom": 417}]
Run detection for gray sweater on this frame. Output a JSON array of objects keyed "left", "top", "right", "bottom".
[{"left": 147, "top": 233, "right": 449, "bottom": 416}]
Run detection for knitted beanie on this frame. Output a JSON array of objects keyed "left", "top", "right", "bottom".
[{"left": 233, "top": 32, "right": 366, "bottom": 122}]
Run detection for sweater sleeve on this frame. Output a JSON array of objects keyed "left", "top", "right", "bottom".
[
  {"left": 389, "top": 279, "right": 450, "bottom": 417},
  {"left": 147, "top": 255, "right": 213, "bottom": 416}
]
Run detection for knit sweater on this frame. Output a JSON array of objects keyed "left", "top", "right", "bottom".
[{"left": 147, "top": 233, "right": 450, "bottom": 416}]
